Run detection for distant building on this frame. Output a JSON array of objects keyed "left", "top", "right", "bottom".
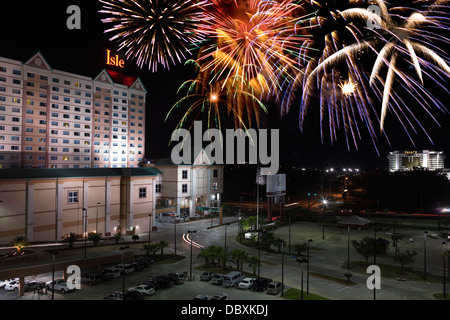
[{"left": 387, "top": 150, "right": 445, "bottom": 172}]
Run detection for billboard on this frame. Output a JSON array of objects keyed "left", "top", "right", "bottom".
[{"left": 266, "top": 174, "right": 286, "bottom": 197}]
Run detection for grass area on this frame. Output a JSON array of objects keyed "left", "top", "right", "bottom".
[
  {"left": 135, "top": 254, "right": 186, "bottom": 264},
  {"left": 432, "top": 293, "right": 450, "bottom": 300},
  {"left": 281, "top": 288, "right": 329, "bottom": 300},
  {"left": 343, "top": 260, "right": 443, "bottom": 283}
]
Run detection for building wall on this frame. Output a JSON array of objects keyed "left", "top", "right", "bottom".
[
  {"left": 0, "top": 173, "right": 158, "bottom": 245},
  {"left": 0, "top": 53, "right": 146, "bottom": 169}
]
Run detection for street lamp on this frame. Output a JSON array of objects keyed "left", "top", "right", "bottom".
[
  {"left": 48, "top": 250, "right": 58, "bottom": 301},
  {"left": 443, "top": 241, "right": 447, "bottom": 299},
  {"left": 148, "top": 213, "right": 152, "bottom": 246},
  {"left": 322, "top": 200, "right": 327, "bottom": 240},
  {"left": 174, "top": 214, "right": 177, "bottom": 255},
  {"left": 307, "top": 239, "right": 313, "bottom": 295},
  {"left": 296, "top": 258, "right": 308, "bottom": 300},
  {"left": 82, "top": 208, "right": 87, "bottom": 261},
  {"left": 224, "top": 223, "right": 230, "bottom": 252},
  {"left": 347, "top": 225, "right": 351, "bottom": 269},
  {"left": 96, "top": 202, "right": 100, "bottom": 232},
  {"left": 424, "top": 231, "right": 428, "bottom": 280},
  {"left": 188, "top": 230, "right": 197, "bottom": 281}
]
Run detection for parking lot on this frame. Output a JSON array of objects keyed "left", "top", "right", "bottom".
[{"left": 0, "top": 259, "right": 285, "bottom": 301}]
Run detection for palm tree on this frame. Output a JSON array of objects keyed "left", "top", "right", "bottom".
[
  {"left": 10, "top": 235, "right": 29, "bottom": 254},
  {"left": 247, "top": 256, "right": 260, "bottom": 275},
  {"left": 88, "top": 232, "right": 103, "bottom": 246},
  {"left": 273, "top": 237, "right": 286, "bottom": 253},
  {"left": 142, "top": 242, "right": 159, "bottom": 256},
  {"left": 61, "top": 232, "right": 78, "bottom": 248},
  {"left": 113, "top": 232, "right": 122, "bottom": 244},
  {"left": 231, "top": 249, "right": 249, "bottom": 271},
  {"left": 157, "top": 240, "right": 169, "bottom": 255},
  {"left": 198, "top": 247, "right": 213, "bottom": 266}
]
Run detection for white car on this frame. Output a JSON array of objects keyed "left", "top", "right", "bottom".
[
  {"left": 0, "top": 278, "right": 18, "bottom": 288},
  {"left": 45, "top": 279, "right": 73, "bottom": 293},
  {"left": 212, "top": 293, "right": 229, "bottom": 300},
  {"left": 238, "top": 277, "right": 255, "bottom": 290},
  {"left": 113, "top": 264, "right": 134, "bottom": 275},
  {"left": 4, "top": 280, "right": 20, "bottom": 291},
  {"left": 102, "top": 267, "right": 122, "bottom": 278},
  {"left": 128, "top": 284, "right": 155, "bottom": 296}
]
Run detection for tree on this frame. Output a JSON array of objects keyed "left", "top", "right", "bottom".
[
  {"left": 157, "top": 240, "right": 169, "bottom": 255},
  {"left": 260, "top": 231, "right": 276, "bottom": 251},
  {"left": 198, "top": 247, "right": 213, "bottom": 266},
  {"left": 113, "top": 232, "right": 122, "bottom": 244},
  {"left": 351, "top": 237, "right": 376, "bottom": 265},
  {"left": 247, "top": 256, "right": 260, "bottom": 275},
  {"left": 273, "top": 237, "right": 286, "bottom": 253},
  {"left": 10, "top": 235, "right": 29, "bottom": 254},
  {"left": 88, "top": 231, "right": 103, "bottom": 246},
  {"left": 142, "top": 242, "right": 159, "bottom": 256},
  {"left": 131, "top": 234, "right": 140, "bottom": 242},
  {"left": 231, "top": 249, "right": 249, "bottom": 271},
  {"left": 292, "top": 243, "right": 307, "bottom": 257},
  {"left": 61, "top": 232, "right": 78, "bottom": 248},
  {"left": 395, "top": 249, "right": 418, "bottom": 272}
]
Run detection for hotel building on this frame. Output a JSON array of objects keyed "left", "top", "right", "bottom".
[
  {"left": 0, "top": 52, "right": 146, "bottom": 169},
  {"left": 387, "top": 150, "right": 446, "bottom": 172}
]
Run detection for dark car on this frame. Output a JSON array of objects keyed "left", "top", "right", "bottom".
[
  {"left": 24, "top": 281, "right": 45, "bottom": 292},
  {"left": 133, "top": 257, "right": 154, "bottom": 267},
  {"left": 250, "top": 277, "right": 273, "bottom": 292},
  {"left": 81, "top": 273, "right": 102, "bottom": 286},
  {"left": 103, "top": 290, "right": 143, "bottom": 300}
]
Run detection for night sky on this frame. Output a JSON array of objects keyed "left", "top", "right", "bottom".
[{"left": 0, "top": 0, "right": 448, "bottom": 170}]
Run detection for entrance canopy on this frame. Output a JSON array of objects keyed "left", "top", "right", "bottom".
[{"left": 338, "top": 215, "right": 372, "bottom": 228}]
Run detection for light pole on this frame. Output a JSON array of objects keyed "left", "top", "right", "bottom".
[
  {"left": 82, "top": 208, "right": 87, "bottom": 261},
  {"left": 424, "top": 231, "right": 428, "bottom": 280},
  {"left": 347, "top": 225, "right": 351, "bottom": 269},
  {"left": 307, "top": 239, "right": 313, "bottom": 294},
  {"left": 96, "top": 202, "right": 100, "bottom": 232},
  {"left": 322, "top": 200, "right": 327, "bottom": 240},
  {"left": 443, "top": 241, "right": 447, "bottom": 299},
  {"left": 188, "top": 230, "right": 196, "bottom": 281},
  {"left": 148, "top": 213, "right": 152, "bottom": 246},
  {"left": 174, "top": 214, "right": 177, "bottom": 255},
  {"left": 288, "top": 217, "right": 292, "bottom": 255},
  {"left": 224, "top": 223, "right": 230, "bottom": 252},
  {"left": 296, "top": 258, "right": 308, "bottom": 300},
  {"left": 281, "top": 241, "right": 285, "bottom": 297},
  {"left": 49, "top": 250, "right": 58, "bottom": 301}
]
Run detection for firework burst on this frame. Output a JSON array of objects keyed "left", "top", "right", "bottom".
[
  {"left": 99, "top": 0, "right": 208, "bottom": 72},
  {"left": 300, "top": 0, "right": 450, "bottom": 152}
]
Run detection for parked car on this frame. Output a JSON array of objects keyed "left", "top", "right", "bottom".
[
  {"left": 24, "top": 281, "right": 45, "bottom": 292},
  {"left": 113, "top": 263, "right": 135, "bottom": 275},
  {"left": 128, "top": 284, "right": 155, "bottom": 296},
  {"left": 167, "top": 272, "right": 185, "bottom": 284},
  {"left": 222, "top": 271, "right": 245, "bottom": 287},
  {"left": 45, "top": 279, "right": 73, "bottom": 293},
  {"left": 131, "top": 261, "right": 145, "bottom": 271},
  {"left": 266, "top": 281, "right": 283, "bottom": 294},
  {"left": 200, "top": 271, "right": 216, "bottom": 281},
  {"left": 101, "top": 267, "right": 122, "bottom": 278},
  {"left": 4, "top": 280, "right": 20, "bottom": 291},
  {"left": 133, "top": 256, "right": 154, "bottom": 267},
  {"left": 193, "top": 295, "right": 211, "bottom": 300},
  {"left": 250, "top": 277, "right": 273, "bottom": 292},
  {"left": 238, "top": 277, "right": 255, "bottom": 290},
  {"left": 0, "top": 279, "right": 18, "bottom": 288},
  {"left": 81, "top": 273, "right": 102, "bottom": 286},
  {"left": 211, "top": 274, "right": 224, "bottom": 285},
  {"left": 212, "top": 293, "right": 229, "bottom": 300},
  {"left": 103, "top": 290, "right": 143, "bottom": 300}
]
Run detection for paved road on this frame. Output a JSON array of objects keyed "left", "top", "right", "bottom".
[{"left": 0, "top": 215, "right": 447, "bottom": 300}]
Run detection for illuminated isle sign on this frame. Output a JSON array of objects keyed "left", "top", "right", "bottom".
[{"left": 106, "top": 49, "right": 125, "bottom": 68}]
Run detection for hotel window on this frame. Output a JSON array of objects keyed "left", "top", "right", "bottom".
[
  {"left": 182, "top": 170, "right": 188, "bottom": 179},
  {"left": 182, "top": 184, "right": 188, "bottom": 193},
  {"left": 68, "top": 191, "right": 78, "bottom": 204},
  {"left": 139, "top": 187, "right": 147, "bottom": 199},
  {"left": 155, "top": 184, "right": 161, "bottom": 194}
]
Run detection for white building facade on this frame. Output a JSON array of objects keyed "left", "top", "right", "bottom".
[{"left": 388, "top": 150, "right": 446, "bottom": 172}]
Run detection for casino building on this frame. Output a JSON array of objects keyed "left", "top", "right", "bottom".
[
  {"left": 0, "top": 52, "right": 146, "bottom": 169},
  {"left": 387, "top": 150, "right": 446, "bottom": 172}
]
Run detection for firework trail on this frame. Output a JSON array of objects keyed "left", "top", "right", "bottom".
[
  {"left": 299, "top": 0, "right": 450, "bottom": 152},
  {"left": 99, "top": 0, "right": 208, "bottom": 72}
]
